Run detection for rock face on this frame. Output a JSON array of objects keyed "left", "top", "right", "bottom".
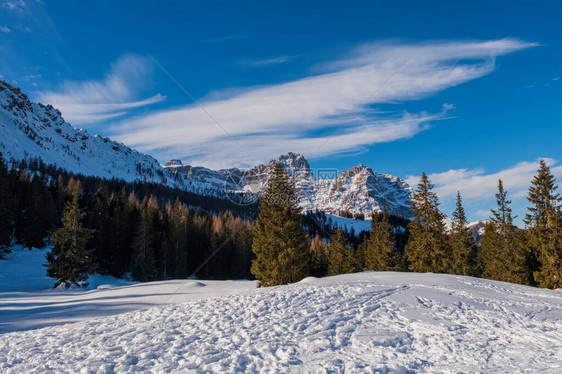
[
  {"left": 166, "top": 152, "right": 414, "bottom": 218},
  {"left": 0, "top": 80, "right": 413, "bottom": 218}
]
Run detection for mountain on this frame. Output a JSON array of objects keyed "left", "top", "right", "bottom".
[
  {"left": 0, "top": 80, "right": 177, "bottom": 185},
  {"left": 165, "top": 152, "right": 414, "bottom": 218},
  {"left": 0, "top": 80, "right": 413, "bottom": 218}
]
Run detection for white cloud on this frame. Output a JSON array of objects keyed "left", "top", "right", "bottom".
[
  {"left": 406, "top": 158, "right": 562, "bottom": 200},
  {"left": 0, "top": 25, "right": 10, "bottom": 33},
  {"left": 406, "top": 158, "right": 562, "bottom": 225},
  {"left": 2, "top": 0, "right": 25, "bottom": 10},
  {"left": 109, "top": 39, "right": 534, "bottom": 167},
  {"left": 239, "top": 55, "right": 296, "bottom": 67},
  {"left": 38, "top": 54, "right": 165, "bottom": 125}
]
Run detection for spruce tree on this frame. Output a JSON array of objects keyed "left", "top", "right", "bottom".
[
  {"left": 130, "top": 199, "right": 158, "bottom": 282},
  {"left": 167, "top": 198, "right": 189, "bottom": 279},
  {"left": 525, "top": 160, "right": 562, "bottom": 288},
  {"left": 364, "top": 208, "right": 404, "bottom": 271},
  {"left": 0, "top": 153, "right": 12, "bottom": 258},
  {"left": 309, "top": 235, "right": 329, "bottom": 277},
  {"left": 448, "top": 192, "right": 476, "bottom": 275},
  {"left": 251, "top": 163, "right": 309, "bottom": 287},
  {"left": 479, "top": 180, "right": 529, "bottom": 284},
  {"left": 17, "top": 174, "right": 51, "bottom": 249},
  {"left": 406, "top": 172, "right": 450, "bottom": 273},
  {"left": 45, "top": 181, "right": 95, "bottom": 288},
  {"left": 327, "top": 228, "right": 356, "bottom": 275}
]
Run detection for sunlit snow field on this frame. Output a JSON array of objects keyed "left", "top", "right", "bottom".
[{"left": 1, "top": 246, "right": 562, "bottom": 373}]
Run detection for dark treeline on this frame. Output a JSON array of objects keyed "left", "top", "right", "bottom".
[
  {"left": 0, "top": 154, "right": 255, "bottom": 285},
  {"left": 2, "top": 153, "right": 561, "bottom": 290}
]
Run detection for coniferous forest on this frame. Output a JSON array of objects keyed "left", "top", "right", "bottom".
[{"left": 1, "top": 152, "right": 561, "bottom": 290}]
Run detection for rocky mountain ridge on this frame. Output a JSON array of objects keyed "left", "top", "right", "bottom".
[
  {"left": 164, "top": 152, "right": 414, "bottom": 218},
  {"left": 0, "top": 80, "right": 413, "bottom": 218}
]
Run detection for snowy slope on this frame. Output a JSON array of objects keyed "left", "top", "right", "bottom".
[
  {"left": 1, "top": 263, "right": 561, "bottom": 372},
  {"left": 0, "top": 80, "right": 176, "bottom": 185}
]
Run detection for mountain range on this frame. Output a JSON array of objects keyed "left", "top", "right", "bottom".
[{"left": 0, "top": 80, "right": 413, "bottom": 218}]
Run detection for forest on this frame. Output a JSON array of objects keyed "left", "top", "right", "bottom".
[{"left": 1, "top": 153, "right": 560, "bottom": 290}]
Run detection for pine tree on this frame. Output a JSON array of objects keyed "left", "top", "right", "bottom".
[
  {"left": 309, "top": 235, "right": 329, "bottom": 277},
  {"left": 230, "top": 221, "right": 254, "bottom": 279},
  {"left": 327, "top": 228, "right": 356, "bottom": 275},
  {"left": 525, "top": 160, "right": 562, "bottom": 289},
  {"left": 406, "top": 172, "right": 450, "bottom": 273},
  {"left": 479, "top": 180, "right": 529, "bottom": 284},
  {"left": 448, "top": 192, "right": 476, "bottom": 275},
  {"left": 251, "top": 163, "right": 309, "bottom": 287},
  {"left": 130, "top": 199, "right": 158, "bottom": 282},
  {"left": 45, "top": 181, "right": 95, "bottom": 288},
  {"left": 167, "top": 198, "right": 189, "bottom": 279},
  {"left": 364, "top": 208, "right": 404, "bottom": 271},
  {"left": 0, "top": 153, "right": 12, "bottom": 258},
  {"left": 17, "top": 173, "right": 51, "bottom": 249}
]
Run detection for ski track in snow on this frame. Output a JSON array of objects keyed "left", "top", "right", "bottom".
[{"left": 1, "top": 272, "right": 562, "bottom": 373}]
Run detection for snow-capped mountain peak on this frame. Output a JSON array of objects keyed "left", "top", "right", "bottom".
[
  {"left": 0, "top": 80, "right": 171, "bottom": 185},
  {"left": 1, "top": 80, "right": 414, "bottom": 218},
  {"left": 166, "top": 152, "right": 414, "bottom": 217}
]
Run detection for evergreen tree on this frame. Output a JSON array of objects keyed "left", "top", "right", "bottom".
[
  {"left": 17, "top": 173, "right": 51, "bottom": 249},
  {"left": 364, "top": 208, "right": 404, "bottom": 271},
  {"left": 327, "top": 228, "right": 356, "bottom": 275},
  {"left": 251, "top": 163, "right": 309, "bottom": 287},
  {"left": 230, "top": 221, "right": 254, "bottom": 279},
  {"left": 406, "top": 172, "right": 450, "bottom": 272},
  {"left": 167, "top": 198, "right": 189, "bottom": 279},
  {"left": 88, "top": 184, "right": 113, "bottom": 274},
  {"left": 525, "top": 160, "right": 562, "bottom": 288},
  {"left": 309, "top": 235, "right": 329, "bottom": 277},
  {"left": 130, "top": 199, "right": 158, "bottom": 282},
  {"left": 448, "top": 192, "right": 477, "bottom": 275},
  {"left": 45, "top": 181, "right": 95, "bottom": 288},
  {"left": 0, "top": 153, "right": 12, "bottom": 258},
  {"left": 479, "top": 180, "right": 529, "bottom": 284}
]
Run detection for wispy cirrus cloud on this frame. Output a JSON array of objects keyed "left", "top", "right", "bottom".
[
  {"left": 238, "top": 55, "right": 297, "bottom": 68},
  {"left": 0, "top": 25, "right": 10, "bottom": 33},
  {"left": 37, "top": 54, "right": 165, "bottom": 125},
  {"left": 108, "top": 39, "right": 534, "bottom": 168}
]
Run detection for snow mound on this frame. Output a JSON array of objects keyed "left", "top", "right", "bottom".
[
  {"left": 184, "top": 281, "right": 207, "bottom": 288},
  {"left": 1, "top": 272, "right": 561, "bottom": 373}
]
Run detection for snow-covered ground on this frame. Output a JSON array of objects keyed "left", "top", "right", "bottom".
[
  {"left": 1, "top": 248, "right": 562, "bottom": 373},
  {"left": 0, "top": 245, "right": 256, "bottom": 332},
  {"left": 327, "top": 214, "right": 373, "bottom": 233}
]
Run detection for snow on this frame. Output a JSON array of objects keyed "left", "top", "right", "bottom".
[
  {"left": 1, "top": 247, "right": 562, "bottom": 372},
  {"left": 327, "top": 214, "right": 373, "bottom": 233},
  {"left": 0, "top": 245, "right": 256, "bottom": 332}
]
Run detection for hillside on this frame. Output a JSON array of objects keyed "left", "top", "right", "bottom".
[{"left": 0, "top": 80, "right": 175, "bottom": 186}]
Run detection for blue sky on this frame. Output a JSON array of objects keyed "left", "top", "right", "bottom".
[{"left": 1, "top": 0, "right": 561, "bottom": 222}]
